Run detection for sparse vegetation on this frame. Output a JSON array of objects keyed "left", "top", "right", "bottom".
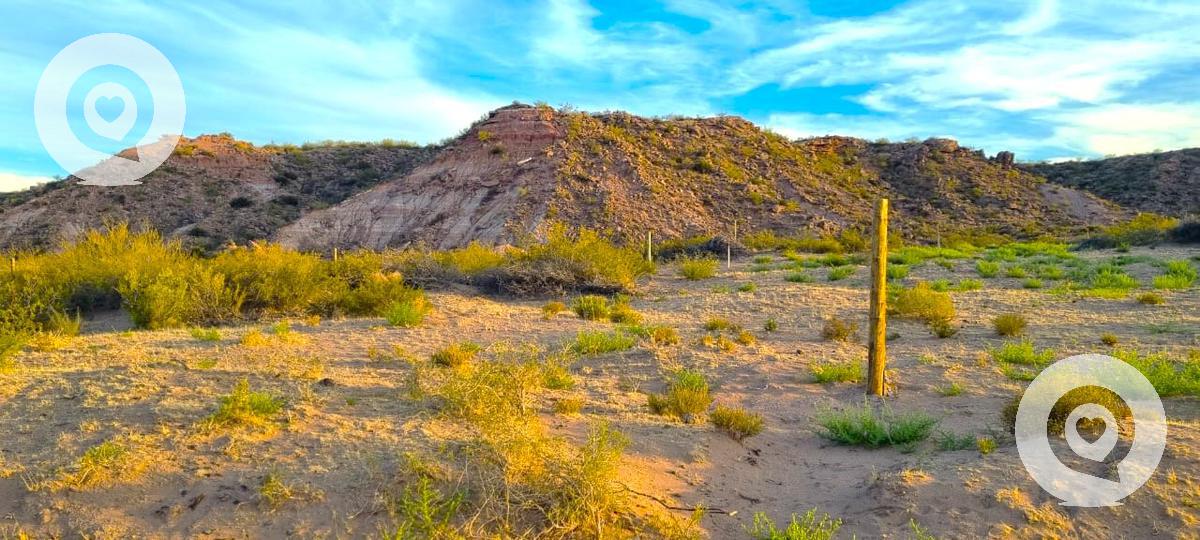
[
  {"left": 975, "top": 261, "right": 1000, "bottom": 278},
  {"left": 827, "top": 266, "right": 855, "bottom": 281},
  {"left": 748, "top": 509, "right": 842, "bottom": 540},
  {"left": 992, "top": 313, "right": 1028, "bottom": 336},
  {"left": 710, "top": 404, "right": 765, "bottom": 441},
  {"left": 678, "top": 255, "right": 718, "bottom": 280},
  {"left": 541, "top": 301, "right": 567, "bottom": 319},
  {"left": 1137, "top": 292, "right": 1165, "bottom": 305},
  {"left": 572, "top": 295, "right": 610, "bottom": 320},
  {"left": 821, "top": 316, "right": 858, "bottom": 342},
  {"left": 203, "top": 378, "right": 284, "bottom": 430},
  {"left": 815, "top": 402, "right": 937, "bottom": 447},
  {"left": 571, "top": 330, "right": 636, "bottom": 355},
  {"left": 431, "top": 342, "right": 481, "bottom": 368},
  {"left": 647, "top": 369, "right": 712, "bottom": 422},
  {"left": 810, "top": 360, "right": 863, "bottom": 384}
]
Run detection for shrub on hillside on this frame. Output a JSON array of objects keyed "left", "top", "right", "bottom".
[{"left": 480, "top": 225, "right": 653, "bottom": 295}]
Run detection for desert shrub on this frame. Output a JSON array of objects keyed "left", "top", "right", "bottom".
[
  {"left": 990, "top": 340, "right": 1055, "bottom": 380},
  {"left": 1002, "top": 385, "right": 1131, "bottom": 435},
  {"left": 929, "top": 319, "right": 959, "bottom": 338},
  {"left": 53, "top": 439, "right": 148, "bottom": 491},
  {"left": 738, "top": 282, "right": 757, "bottom": 292},
  {"left": 992, "top": 313, "right": 1028, "bottom": 336},
  {"left": 704, "top": 316, "right": 734, "bottom": 332},
  {"left": 541, "top": 301, "right": 567, "bottom": 319},
  {"left": 955, "top": 279, "right": 983, "bottom": 291},
  {"left": 977, "top": 437, "right": 997, "bottom": 455},
  {"left": 935, "top": 382, "right": 963, "bottom": 396},
  {"left": 1035, "top": 264, "right": 1065, "bottom": 280},
  {"left": 764, "top": 318, "right": 779, "bottom": 332},
  {"left": 810, "top": 360, "right": 862, "bottom": 383},
  {"left": 648, "top": 369, "right": 712, "bottom": 422},
  {"left": 203, "top": 378, "right": 284, "bottom": 430},
  {"left": 678, "top": 255, "right": 718, "bottom": 280},
  {"left": 1153, "top": 260, "right": 1197, "bottom": 290},
  {"left": 886, "top": 264, "right": 909, "bottom": 280},
  {"left": 190, "top": 327, "right": 222, "bottom": 342},
  {"left": 827, "top": 266, "right": 854, "bottom": 281},
  {"left": 975, "top": 261, "right": 1000, "bottom": 278},
  {"left": 821, "top": 316, "right": 858, "bottom": 342},
  {"left": 1085, "top": 213, "right": 1179, "bottom": 247},
  {"left": 1100, "top": 332, "right": 1120, "bottom": 346},
  {"left": 1137, "top": 292, "right": 1165, "bottom": 305},
  {"left": 814, "top": 402, "right": 937, "bottom": 447},
  {"left": 936, "top": 431, "right": 975, "bottom": 451},
  {"left": 748, "top": 509, "right": 842, "bottom": 540},
  {"left": 890, "top": 283, "right": 955, "bottom": 326},
  {"left": 623, "top": 324, "right": 680, "bottom": 346},
  {"left": 571, "top": 295, "right": 610, "bottom": 320},
  {"left": 1088, "top": 265, "right": 1139, "bottom": 291},
  {"left": 710, "top": 404, "right": 765, "bottom": 441},
  {"left": 212, "top": 243, "right": 336, "bottom": 314},
  {"left": 554, "top": 397, "right": 585, "bottom": 415},
  {"left": 118, "top": 264, "right": 245, "bottom": 329},
  {"left": 339, "top": 272, "right": 417, "bottom": 316},
  {"left": 753, "top": 255, "right": 773, "bottom": 264},
  {"left": 571, "top": 330, "right": 635, "bottom": 355},
  {"left": 431, "top": 342, "right": 481, "bottom": 368},
  {"left": 1114, "top": 348, "right": 1200, "bottom": 397},
  {"left": 45, "top": 308, "right": 82, "bottom": 336},
  {"left": 607, "top": 297, "right": 643, "bottom": 324},
  {"left": 383, "top": 291, "right": 433, "bottom": 327},
  {"left": 1022, "top": 278, "right": 1043, "bottom": 289},
  {"left": 433, "top": 241, "right": 505, "bottom": 276},
  {"left": 1005, "top": 265, "right": 1027, "bottom": 278},
  {"left": 494, "top": 224, "right": 654, "bottom": 295},
  {"left": 735, "top": 329, "right": 757, "bottom": 345},
  {"left": 929, "top": 279, "right": 951, "bottom": 292},
  {"left": 785, "top": 271, "right": 814, "bottom": 283}
]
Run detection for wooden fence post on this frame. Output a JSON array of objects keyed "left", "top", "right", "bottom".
[
  {"left": 867, "top": 199, "right": 889, "bottom": 396},
  {"left": 333, "top": 247, "right": 339, "bottom": 262},
  {"left": 728, "top": 221, "right": 737, "bottom": 269},
  {"left": 646, "top": 231, "right": 653, "bottom": 263}
]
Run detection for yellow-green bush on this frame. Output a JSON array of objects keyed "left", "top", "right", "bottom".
[{"left": 212, "top": 243, "right": 338, "bottom": 315}]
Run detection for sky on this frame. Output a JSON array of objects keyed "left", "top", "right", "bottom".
[{"left": 2, "top": 0, "right": 1199, "bottom": 191}]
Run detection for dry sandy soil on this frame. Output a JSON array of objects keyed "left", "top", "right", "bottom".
[{"left": 1, "top": 247, "right": 1198, "bottom": 539}]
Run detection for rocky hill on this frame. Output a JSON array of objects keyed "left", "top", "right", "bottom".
[
  {"left": 1024, "top": 148, "right": 1200, "bottom": 218},
  {"left": 277, "top": 104, "right": 1124, "bottom": 250},
  {"left": 0, "top": 135, "right": 436, "bottom": 250}
]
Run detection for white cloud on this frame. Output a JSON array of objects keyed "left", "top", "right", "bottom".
[
  {"left": 1043, "top": 103, "right": 1200, "bottom": 156},
  {"left": 0, "top": 172, "right": 56, "bottom": 193}
]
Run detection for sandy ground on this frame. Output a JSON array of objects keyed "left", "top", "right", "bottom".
[{"left": 1, "top": 247, "right": 1198, "bottom": 539}]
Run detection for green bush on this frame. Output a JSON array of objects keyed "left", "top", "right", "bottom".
[
  {"left": 785, "top": 271, "right": 814, "bottom": 283},
  {"left": 1153, "top": 260, "right": 1197, "bottom": 290},
  {"left": 890, "top": 283, "right": 955, "bottom": 326},
  {"left": 826, "top": 266, "right": 855, "bottom": 281},
  {"left": 886, "top": 264, "right": 910, "bottom": 280},
  {"left": 498, "top": 224, "right": 654, "bottom": 295},
  {"left": 203, "top": 378, "right": 284, "bottom": 430},
  {"left": 431, "top": 342, "right": 481, "bottom": 368},
  {"left": 814, "top": 402, "right": 937, "bottom": 447},
  {"left": 571, "top": 295, "right": 610, "bottom": 320},
  {"left": 339, "top": 272, "right": 415, "bottom": 316},
  {"left": 648, "top": 369, "right": 712, "bottom": 422},
  {"left": 710, "top": 404, "right": 765, "bottom": 441},
  {"left": 1114, "top": 349, "right": 1200, "bottom": 397},
  {"left": 992, "top": 313, "right": 1028, "bottom": 336},
  {"left": 118, "top": 264, "right": 245, "bottom": 329},
  {"left": 1022, "top": 278, "right": 1044, "bottom": 289},
  {"left": 810, "top": 360, "right": 862, "bottom": 383},
  {"left": 433, "top": 241, "right": 505, "bottom": 276},
  {"left": 212, "top": 243, "right": 336, "bottom": 315},
  {"left": 975, "top": 261, "right": 1000, "bottom": 278},
  {"left": 678, "top": 255, "right": 718, "bottom": 280},
  {"left": 383, "top": 292, "right": 433, "bottom": 327},
  {"left": 821, "top": 316, "right": 858, "bottom": 342},
  {"left": 748, "top": 509, "right": 842, "bottom": 540},
  {"left": 571, "top": 330, "right": 635, "bottom": 355},
  {"left": 955, "top": 279, "right": 983, "bottom": 291}
]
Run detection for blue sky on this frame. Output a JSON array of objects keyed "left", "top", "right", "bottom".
[{"left": 2, "top": 0, "right": 1199, "bottom": 191}]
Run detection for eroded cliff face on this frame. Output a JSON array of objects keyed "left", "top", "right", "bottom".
[{"left": 275, "top": 105, "right": 564, "bottom": 250}]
